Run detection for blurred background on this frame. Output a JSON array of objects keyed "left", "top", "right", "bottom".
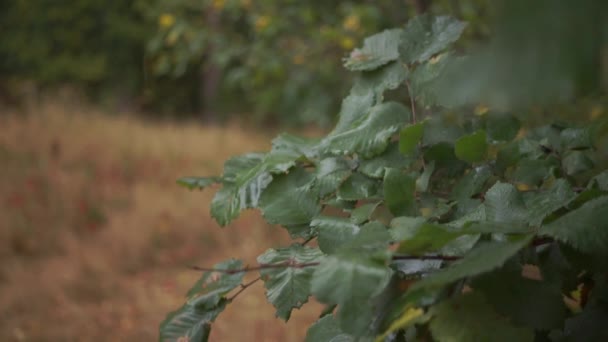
[{"left": 0, "top": 0, "right": 606, "bottom": 341}]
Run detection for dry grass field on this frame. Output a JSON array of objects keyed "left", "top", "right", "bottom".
[{"left": 0, "top": 103, "right": 323, "bottom": 341}]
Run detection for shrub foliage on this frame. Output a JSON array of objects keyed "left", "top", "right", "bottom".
[{"left": 162, "top": 14, "right": 608, "bottom": 342}]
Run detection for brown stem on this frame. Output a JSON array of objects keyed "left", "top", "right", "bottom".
[
  {"left": 393, "top": 254, "right": 461, "bottom": 261},
  {"left": 228, "top": 276, "right": 261, "bottom": 301},
  {"left": 191, "top": 261, "right": 321, "bottom": 274},
  {"left": 406, "top": 80, "right": 417, "bottom": 124}
]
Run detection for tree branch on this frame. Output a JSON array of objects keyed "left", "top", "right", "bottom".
[
  {"left": 191, "top": 260, "right": 321, "bottom": 274},
  {"left": 191, "top": 254, "right": 463, "bottom": 275}
]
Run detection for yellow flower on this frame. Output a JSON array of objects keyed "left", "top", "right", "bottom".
[
  {"left": 158, "top": 14, "right": 175, "bottom": 29},
  {"left": 590, "top": 105, "right": 604, "bottom": 120},
  {"left": 255, "top": 16, "right": 270, "bottom": 32},
  {"left": 340, "top": 37, "right": 355, "bottom": 50},
  {"left": 212, "top": 0, "right": 225, "bottom": 10},
  {"left": 515, "top": 183, "right": 532, "bottom": 192},
  {"left": 342, "top": 15, "right": 360, "bottom": 32},
  {"left": 474, "top": 104, "right": 489, "bottom": 116}
]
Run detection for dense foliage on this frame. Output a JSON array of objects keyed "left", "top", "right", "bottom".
[
  {"left": 147, "top": 0, "right": 491, "bottom": 124},
  {"left": 0, "top": 0, "right": 151, "bottom": 101},
  {"left": 162, "top": 7, "right": 608, "bottom": 341},
  {"left": 1, "top": 0, "right": 491, "bottom": 121}
]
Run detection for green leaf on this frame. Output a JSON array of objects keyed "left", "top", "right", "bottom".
[
  {"left": 408, "top": 53, "right": 452, "bottom": 107},
  {"left": 257, "top": 245, "right": 323, "bottom": 321},
  {"left": 160, "top": 260, "right": 244, "bottom": 342},
  {"left": 423, "top": 119, "right": 464, "bottom": 145},
  {"left": 390, "top": 216, "right": 426, "bottom": 241},
  {"left": 339, "top": 221, "right": 392, "bottom": 253},
  {"left": 211, "top": 152, "right": 299, "bottom": 226},
  {"left": 393, "top": 219, "right": 529, "bottom": 256},
  {"left": 312, "top": 216, "right": 361, "bottom": 254},
  {"left": 562, "top": 151, "right": 594, "bottom": 175},
  {"left": 451, "top": 166, "right": 491, "bottom": 201},
  {"left": 446, "top": 204, "right": 486, "bottom": 228},
  {"left": 321, "top": 102, "right": 410, "bottom": 158},
  {"left": 524, "top": 179, "right": 575, "bottom": 226},
  {"left": 485, "top": 113, "right": 521, "bottom": 142},
  {"left": 416, "top": 161, "right": 435, "bottom": 193},
  {"left": 332, "top": 93, "right": 375, "bottom": 136},
  {"left": 429, "top": 293, "right": 534, "bottom": 342},
  {"left": 311, "top": 253, "right": 393, "bottom": 305},
  {"left": 311, "top": 251, "right": 393, "bottom": 335},
  {"left": 455, "top": 130, "right": 488, "bottom": 163},
  {"left": 176, "top": 176, "right": 220, "bottom": 190},
  {"left": 338, "top": 173, "right": 382, "bottom": 201},
  {"left": 590, "top": 170, "right": 608, "bottom": 190},
  {"left": 259, "top": 168, "right": 321, "bottom": 226},
  {"left": 410, "top": 235, "right": 533, "bottom": 292},
  {"left": 185, "top": 259, "right": 245, "bottom": 309},
  {"left": 376, "top": 307, "right": 428, "bottom": 342},
  {"left": 159, "top": 300, "right": 222, "bottom": 342},
  {"left": 305, "top": 315, "right": 358, "bottom": 342},
  {"left": 396, "top": 223, "right": 462, "bottom": 255},
  {"left": 359, "top": 143, "right": 413, "bottom": 179},
  {"left": 399, "top": 122, "right": 425, "bottom": 155},
  {"left": 285, "top": 224, "right": 314, "bottom": 240},
  {"left": 222, "top": 153, "right": 265, "bottom": 182},
  {"left": 423, "top": 142, "right": 467, "bottom": 175},
  {"left": 484, "top": 182, "right": 528, "bottom": 225},
  {"left": 344, "top": 29, "right": 403, "bottom": 71},
  {"left": 315, "top": 157, "right": 354, "bottom": 198},
  {"left": 400, "top": 15, "right": 467, "bottom": 64},
  {"left": 511, "top": 158, "right": 558, "bottom": 186},
  {"left": 540, "top": 196, "right": 608, "bottom": 256},
  {"left": 473, "top": 266, "right": 567, "bottom": 330},
  {"left": 271, "top": 133, "right": 320, "bottom": 159},
  {"left": 561, "top": 127, "right": 593, "bottom": 150},
  {"left": 350, "top": 202, "right": 381, "bottom": 225},
  {"left": 352, "top": 61, "right": 408, "bottom": 99},
  {"left": 384, "top": 168, "right": 417, "bottom": 216}
]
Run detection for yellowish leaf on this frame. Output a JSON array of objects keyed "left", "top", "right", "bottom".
[
  {"left": 158, "top": 14, "right": 175, "bottom": 29},
  {"left": 376, "top": 307, "right": 425, "bottom": 342},
  {"left": 474, "top": 104, "right": 489, "bottom": 116}
]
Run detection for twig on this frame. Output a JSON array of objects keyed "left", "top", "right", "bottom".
[
  {"left": 192, "top": 255, "right": 463, "bottom": 275},
  {"left": 191, "top": 260, "right": 321, "bottom": 274},
  {"left": 406, "top": 80, "right": 417, "bottom": 124},
  {"left": 301, "top": 235, "right": 316, "bottom": 246},
  {"left": 393, "top": 254, "right": 461, "bottom": 261},
  {"left": 228, "top": 276, "right": 261, "bottom": 302}
]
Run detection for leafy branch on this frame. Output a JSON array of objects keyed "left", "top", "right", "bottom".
[{"left": 162, "top": 12, "right": 608, "bottom": 342}]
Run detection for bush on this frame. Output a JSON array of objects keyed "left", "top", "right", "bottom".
[{"left": 162, "top": 6, "right": 608, "bottom": 342}]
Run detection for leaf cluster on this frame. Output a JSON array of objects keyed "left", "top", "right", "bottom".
[{"left": 162, "top": 14, "right": 608, "bottom": 342}]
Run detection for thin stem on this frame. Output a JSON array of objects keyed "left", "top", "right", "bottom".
[
  {"left": 228, "top": 276, "right": 261, "bottom": 302},
  {"left": 406, "top": 80, "right": 417, "bottom": 124},
  {"left": 191, "top": 261, "right": 321, "bottom": 274},
  {"left": 301, "top": 235, "right": 316, "bottom": 246},
  {"left": 393, "top": 254, "right": 461, "bottom": 261},
  {"left": 191, "top": 255, "right": 462, "bottom": 275}
]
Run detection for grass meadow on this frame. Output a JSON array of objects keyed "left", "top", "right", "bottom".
[{"left": 0, "top": 102, "right": 323, "bottom": 341}]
